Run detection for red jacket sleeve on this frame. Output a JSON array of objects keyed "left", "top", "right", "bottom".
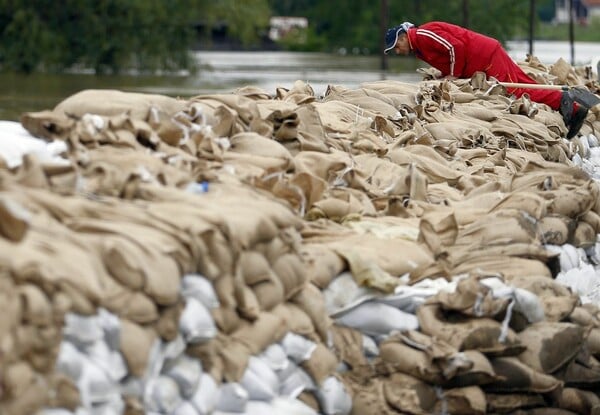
[{"left": 413, "top": 26, "right": 467, "bottom": 77}]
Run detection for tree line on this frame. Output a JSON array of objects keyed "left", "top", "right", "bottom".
[{"left": 0, "top": 0, "right": 552, "bottom": 74}]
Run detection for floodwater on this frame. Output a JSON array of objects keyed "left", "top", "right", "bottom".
[{"left": 0, "top": 41, "right": 598, "bottom": 122}]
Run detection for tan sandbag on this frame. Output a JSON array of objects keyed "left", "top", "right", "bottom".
[
  {"left": 271, "top": 302, "right": 317, "bottom": 340},
  {"left": 154, "top": 302, "right": 184, "bottom": 341},
  {"left": 301, "top": 342, "right": 339, "bottom": 385},
  {"left": 434, "top": 386, "right": 486, "bottom": 415},
  {"left": 218, "top": 337, "right": 251, "bottom": 382},
  {"left": 486, "top": 357, "right": 563, "bottom": 393},
  {"left": 427, "top": 276, "right": 509, "bottom": 318},
  {"left": 47, "top": 372, "right": 80, "bottom": 411},
  {"left": 0, "top": 196, "right": 30, "bottom": 242},
  {"left": 0, "top": 361, "right": 48, "bottom": 415},
  {"left": 378, "top": 331, "right": 472, "bottom": 385},
  {"left": 517, "top": 322, "right": 586, "bottom": 373},
  {"left": 538, "top": 214, "right": 573, "bottom": 245},
  {"left": 230, "top": 311, "right": 287, "bottom": 355},
  {"left": 417, "top": 303, "right": 524, "bottom": 355},
  {"left": 20, "top": 110, "right": 75, "bottom": 140},
  {"left": 330, "top": 325, "right": 369, "bottom": 369},
  {"left": 300, "top": 244, "right": 346, "bottom": 289},
  {"left": 349, "top": 378, "right": 400, "bottom": 415},
  {"left": 119, "top": 319, "right": 158, "bottom": 377},
  {"left": 508, "top": 275, "right": 579, "bottom": 322},
  {"left": 238, "top": 251, "right": 273, "bottom": 286},
  {"left": 251, "top": 277, "right": 285, "bottom": 311},
  {"left": 557, "top": 387, "right": 600, "bottom": 415},
  {"left": 485, "top": 392, "right": 546, "bottom": 413},
  {"left": 271, "top": 253, "right": 307, "bottom": 299},
  {"left": 572, "top": 220, "right": 596, "bottom": 248},
  {"left": 444, "top": 350, "right": 498, "bottom": 388},
  {"left": 383, "top": 372, "right": 437, "bottom": 415},
  {"left": 225, "top": 132, "right": 295, "bottom": 172},
  {"left": 292, "top": 282, "right": 332, "bottom": 343},
  {"left": 554, "top": 350, "right": 600, "bottom": 386}
]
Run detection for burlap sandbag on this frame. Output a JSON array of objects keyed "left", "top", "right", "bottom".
[
  {"left": 349, "top": 379, "right": 400, "bottom": 415},
  {"left": 508, "top": 275, "right": 579, "bottom": 322},
  {"left": 427, "top": 276, "right": 509, "bottom": 318},
  {"left": 0, "top": 361, "right": 49, "bottom": 415},
  {"left": 486, "top": 357, "right": 563, "bottom": 393},
  {"left": 516, "top": 322, "right": 586, "bottom": 373},
  {"left": 557, "top": 387, "right": 600, "bottom": 415},
  {"left": 383, "top": 372, "right": 438, "bottom": 415},
  {"left": 417, "top": 303, "right": 524, "bottom": 355},
  {"left": 301, "top": 342, "right": 339, "bottom": 385},
  {"left": 300, "top": 244, "right": 346, "bottom": 289},
  {"left": 485, "top": 392, "right": 546, "bottom": 413},
  {"left": 434, "top": 386, "right": 486, "bottom": 415},
  {"left": 119, "top": 319, "right": 158, "bottom": 377},
  {"left": 378, "top": 331, "right": 473, "bottom": 385}
]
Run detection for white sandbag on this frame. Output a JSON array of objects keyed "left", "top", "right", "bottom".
[
  {"left": 181, "top": 274, "right": 220, "bottom": 309},
  {"left": 279, "top": 364, "right": 316, "bottom": 398},
  {"left": 376, "top": 285, "right": 438, "bottom": 313},
  {"left": 258, "top": 343, "right": 289, "bottom": 372},
  {"left": 215, "top": 383, "right": 249, "bottom": 413},
  {"left": 37, "top": 409, "right": 76, "bottom": 415},
  {"left": 280, "top": 332, "right": 317, "bottom": 364},
  {"left": 0, "top": 120, "right": 68, "bottom": 168},
  {"left": 556, "top": 263, "right": 600, "bottom": 303},
  {"left": 546, "top": 243, "right": 582, "bottom": 272},
  {"left": 239, "top": 356, "right": 279, "bottom": 401},
  {"left": 63, "top": 313, "right": 105, "bottom": 346},
  {"left": 362, "top": 335, "right": 379, "bottom": 358},
  {"left": 334, "top": 301, "right": 419, "bottom": 336},
  {"left": 144, "top": 375, "right": 183, "bottom": 414},
  {"left": 480, "top": 277, "right": 545, "bottom": 323},
  {"left": 271, "top": 396, "right": 319, "bottom": 415},
  {"left": 190, "top": 373, "right": 220, "bottom": 415},
  {"left": 146, "top": 335, "right": 187, "bottom": 379},
  {"left": 322, "top": 272, "right": 378, "bottom": 317},
  {"left": 56, "top": 340, "right": 86, "bottom": 380},
  {"left": 179, "top": 298, "right": 217, "bottom": 344},
  {"left": 315, "top": 376, "right": 352, "bottom": 415},
  {"left": 162, "top": 354, "right": 203, "bottom": 399},
  {"left": 87, "top": 394, "right": 125, "bottom": 415},
  {"left": 173, "top": 401, "right": 200, "bottom": 415},
  {"left": 77, "top": 356, "right": 121, "bottom": 408},
  {"left": 98, "top": 308, "right": 121, "bottom": 350},
  {"left": 83, "top": 340, "right": 128, "bottom": 382}
]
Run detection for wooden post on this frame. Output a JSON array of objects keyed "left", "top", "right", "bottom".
[
  {"left": 380, "top": 0, "right": 389, "bottom": 71},
  {"left": 462, "top": 0, "right": 469, "bottom": 28},
  {"left": 529, "top": 0, "right": 535, "bottom": 56},
  {"left": 569, "top": 0, "right": 575, "bottom": 65}
]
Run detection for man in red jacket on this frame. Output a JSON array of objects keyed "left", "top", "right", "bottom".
[{"left": 384, "top": 21, "right": 590, "bottom": 139}]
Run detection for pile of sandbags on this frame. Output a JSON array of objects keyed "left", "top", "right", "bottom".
[{"left": 1, "top": 56, "right": 600, "bottom": 414}]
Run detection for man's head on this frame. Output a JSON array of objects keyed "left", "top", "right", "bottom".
[{"left": 384, "top": 22, "right": 414, "bottom": 55}]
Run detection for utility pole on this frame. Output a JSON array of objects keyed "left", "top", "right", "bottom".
[
  {"left": 569, "top": 0, "right": 575, "bottom": 65},
  {"left": 380, "top": 0, "right": 389, "bottom": 71},
  {"left": 528, "top": 0, "right": 535, "bottom": 56}
]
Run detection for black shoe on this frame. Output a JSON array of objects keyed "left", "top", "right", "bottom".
[{"left": 560, "top": 91, "right": 589, "bottom": 139}]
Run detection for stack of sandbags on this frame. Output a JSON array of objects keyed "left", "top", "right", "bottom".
[{"left": 2, "top": 54, "right": 600, "bottom": 415}]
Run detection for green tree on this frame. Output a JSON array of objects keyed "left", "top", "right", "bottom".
[{"left": 0, "top": 0, "right": 229, "bottom": 74}]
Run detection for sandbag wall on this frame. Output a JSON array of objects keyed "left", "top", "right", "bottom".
[{"left": 0, "top": 56, "right": 598, "bottom": 414}]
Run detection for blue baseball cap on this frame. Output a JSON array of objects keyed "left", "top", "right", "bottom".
[{"left": 384, "top": 22, "right": 415, "bottom": 54}]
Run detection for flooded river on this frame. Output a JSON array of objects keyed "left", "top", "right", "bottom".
[{"left": 0, "top": 41, "right": 598, "bottom": 121}]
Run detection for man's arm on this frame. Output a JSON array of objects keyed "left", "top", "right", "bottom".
[{"left": 415, "top": 27, "right": 466, "bottom": 78}]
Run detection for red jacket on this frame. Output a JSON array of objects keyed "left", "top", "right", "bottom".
[{"left": 407, "top": 21, "right": 501, "bottom": 78}]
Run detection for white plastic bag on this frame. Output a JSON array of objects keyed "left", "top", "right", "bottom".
[
  {"left": 162, "top": 354, "right": 203, "bottom": 399},
  {"left": 239, "top": 356, "right": 279, "bottom": 401},
  {"left": 181, "top": 274, "right": 220, "bottom": 309},
  {"left": 215, "top": 383, "right": 249, "bottom": 413},
  {"left": 280, "top": 333, "right": 317, "bottom": 364},
  {"left": 144, "top": 375, "right": 183, "bottom": 414},
  {"left": 190, "top": 373, "right": 220, "bottom": 415},
  {"left": 179, "top": 298, "right": 217, "bottom": 344},
  {"left": 334, "top": 301, "right": 419, "bottom": 336},
  {"left": 315, "top": 376, "right": 352, "bottom": 415}
]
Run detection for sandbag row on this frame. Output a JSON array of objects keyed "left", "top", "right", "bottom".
[{"left": 0, "top": 55, "right": 599, "bottom": 414}]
